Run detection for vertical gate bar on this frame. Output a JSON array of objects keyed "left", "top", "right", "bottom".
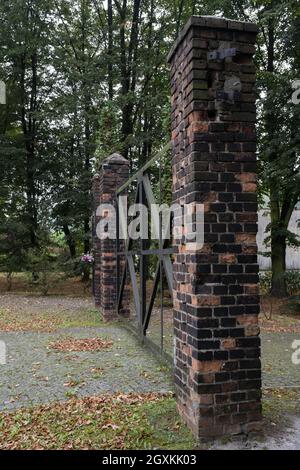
[
  {"left": 159, "top": 150, "right": 164, "bottom": 353},
  {"left": 139, "top": 177, "right": 147, "bottom": 338},
  {"left": 116, "top": 194, "right": 120, "bottom": 314},
  {"left": 117, "top": 183, "right": 140, "bottom": 315},
  {"left": 92, "top": 215, "right": 95, "bottom": 296}
]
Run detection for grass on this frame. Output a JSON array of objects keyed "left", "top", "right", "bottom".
[
  {"left": 0, "top": 393, "right": 197, "bottom": 450},
  {"left": 262, "top": 388, "right": 300, "bottom": 425},
  {"left": 0, "top": 272, "right": 91, "bottom": 297},
  {"left": 259, "top": 295, "right": 300, "bottom": 332},
  {"left": 2, "top": 389, "right": 300, "bottom": 450},
  {"left": 0, "top": 306, "right": 103, "bottom": 332},
  {"left": 0, "top": 273, "right": 102, "bottom": 331}
]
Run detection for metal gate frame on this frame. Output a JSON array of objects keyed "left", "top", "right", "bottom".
[{"left": 115, "top": 142, "right": 174, "bottom": 355}]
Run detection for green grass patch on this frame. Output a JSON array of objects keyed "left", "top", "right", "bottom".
[
  {"left": 0, "top": 307, "right": 103, "bottom": 332},
  {"left": 0, "top": 393, "right": 196, "bottom": 450},
  {"left": 263, "top": 388, "right": 300, "bottom": 424}
]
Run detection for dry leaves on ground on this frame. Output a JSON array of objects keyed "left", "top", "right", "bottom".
[
  {"left": 0, "top": 294, "right": 101, "bottom": 332},
  {"left": 48, "top": 337, "right": 113, "bottom": 352},
  {"left": 0, "top": 315, "right": 62, "bottom": 332},
  {"left": 0, "top": 392, "right": 174, "bottom": 450},
  {"left": 259, "top": 316, "right": 300, "bottom": 333}
]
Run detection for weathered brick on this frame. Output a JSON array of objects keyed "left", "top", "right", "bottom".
[
  {"left": 169, "top": 15, "right": 261, "bottom": 439},
  {"left": 92, "top": 154, "right": 130, "bottom": 320},
  {"left": 221, "top": 338, "right": 236, "bottom": 350}
]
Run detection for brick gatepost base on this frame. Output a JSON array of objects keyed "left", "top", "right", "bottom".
[
  {"left": 168, "top": 16, "right": 262, "bottom": 438},
  {"left": 92, "top": 153, "right": 130, "bottom": 321}
]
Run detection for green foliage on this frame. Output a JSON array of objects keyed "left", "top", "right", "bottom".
[
  {"left": 260, "top": 270, "right": 300, "bottom": 296},
  {"left": 0, "top": 218, "right": 30, "bottom": 290},
  {"left": 259, "top": 271, "right": 272, "bottom": 295},
  {"left": 25, "top": 246, "right": 64, "bottom": 296},
  {"left": 0, "top": 0, "right": 299, "bottom": 296},
  {"left": 96, "top": 101, "right": 122, "bottom": 162},
  {"left": 286, "top": 295, "right": 300, "bottom": 315},
  {"left": 284, "top": 271, "right": 300, "bottom": 296}
]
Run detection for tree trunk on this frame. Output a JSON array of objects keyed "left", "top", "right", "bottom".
[
  {"left": 84, "top": 217, "right": 90, "bottom": 253},
  {"left": 107, "top": 0, "right": 113, "bottom": 100},
  {"left": 271, "top": 235, "right": 287, "bottom": 297},
  {"left": 63, "top": 224, "right": 76, "bottom": 258},
  {"left": 265, "top": 10, "right": 288, "bottom": 297},
  {"left": 119, "top": 0, "right": 141, "bottom": 160},
  {"left": 176, "top": 0, "right": 184, "bottom": 37},
  {"left": 20, "top": 51, "right": 39, "bottom": 249}
]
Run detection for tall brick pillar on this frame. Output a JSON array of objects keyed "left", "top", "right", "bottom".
[
  {"left": 92, "top": 173, "right": 101, "bottom": 308},
  {"left": 92, "top": 153, "right": 130, "bottom": 321},
  {"left": 168, "top": 16, "right": 261, "bottom": 438}
]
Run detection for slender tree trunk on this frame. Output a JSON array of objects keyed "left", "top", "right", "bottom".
[
  {"left": 83, "top": 218, "right": 90, "bottom": 253},
  {"left": 119, "top": 0, "right": 141, "bottom": 160},
  {"left": 63, "top": 224, "right": 76, "bottom": 258},
  {"left": 271, "top": 234, "right": 287, "bottom": 297},
  {"left": 108, "top": 0, "right": 113, "bottom": 100},
  {"left": 80, "top": 2, "right": 92, "bottom": 257},
  {"left": 176, "top": 0, "right": 184, "bottom": 37},
  {"left": 264, "top": 9, "right": 288, "bottom": 296},
  {"left": 20, "top": 50, "right": 39, "bottom": 249},
  {"left": 269, "top": 229, "right": 288, "bottom": 296}
]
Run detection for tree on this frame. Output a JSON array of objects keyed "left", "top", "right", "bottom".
[
  {"left": 1, "top": 0, "right": 299, "bottom": 296},
  {"left": 196, "top": 0, "right": 300, "bottom": 296},
  {"left": 256, "top": 0, "right": 300, "bottom": 296},
  {"left": 0, "top": 0, "right": 56, "bottom": 250}
]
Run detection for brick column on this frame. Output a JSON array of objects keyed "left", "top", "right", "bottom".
[
  {"left": 168, "top": 16, "right": 261, "bottom": 438},
  {"left": 92, "top": 153, "right": 130, "bottom": 321},
  {"left": 92, "top": 173, "right": 101, "bottom": 307}
]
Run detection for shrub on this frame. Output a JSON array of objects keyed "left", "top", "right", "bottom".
[
  {"left": 25, "top": 247, "right": 65, "bottom": 295},
  {"left": 259, "top": 271, "right": 272, "bottom": 295},
  {"left": 284, "top": 271, "right": 300, "bottom": 296},
  {"left": 259, "top": 270, "right": 300, "bottom": 297}
]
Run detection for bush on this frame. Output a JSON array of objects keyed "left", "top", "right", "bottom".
[
  {"left": 259, "top": 271, "right": 272, "bottom": 295},
  {"left": 0, "top": 219, "right": 29, "bottom": 290},
  {"left": 284, "top": 271, "right": 300, "bottom": 296},
  {"left": 25, "top": 247, "right": 65, "bottom": 295},
  {"left": 259, "top": 270, "right": 300, "bottom": 297}
]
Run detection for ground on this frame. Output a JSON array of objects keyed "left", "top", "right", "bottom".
[
  {"left": 1, "top": 275, "right": 300, "bottom": 449},
  {"left": 0, "top": 322, "right": 172, "bottom": 411}
]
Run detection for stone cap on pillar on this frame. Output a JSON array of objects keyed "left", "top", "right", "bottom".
[
  {"left": 102, "top": 153, "right": 130, "bottom": 169},
  {"left": 167, "top": 15, "right": 259, "bottom": 63}
]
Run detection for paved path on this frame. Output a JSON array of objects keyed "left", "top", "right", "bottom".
[
  {"left": 0, "top": 326, "right": 173, "bottom": 411},
  {"left": 262, "top": 332, "right": 300, "bottom": 388},
  {"left": 1, "top": 326, "right": 300, "bottom": 412}
]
